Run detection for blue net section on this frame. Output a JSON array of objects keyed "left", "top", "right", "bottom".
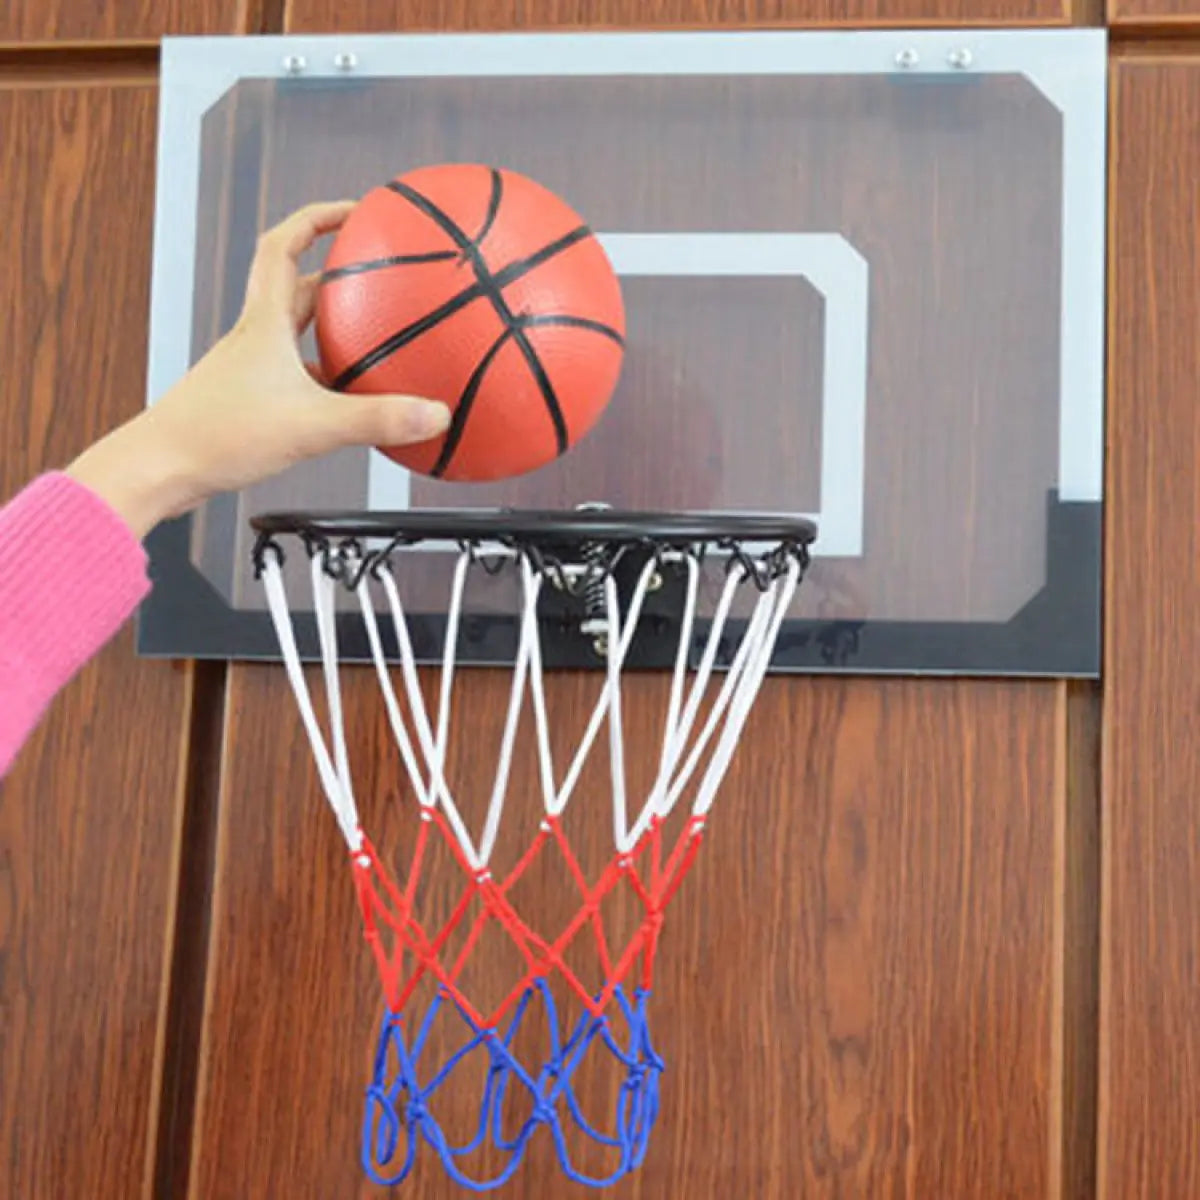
[{"left": 361, "top": 980, "right": 664, "bottom": 1190}]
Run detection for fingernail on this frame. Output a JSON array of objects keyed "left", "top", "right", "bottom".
[{"left": 411, "top": 400, "right": 452, "bottom": 439}]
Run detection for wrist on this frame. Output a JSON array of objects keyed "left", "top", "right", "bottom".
[{"left": 65, "top": 413, "right": 200, "bottom": 539}]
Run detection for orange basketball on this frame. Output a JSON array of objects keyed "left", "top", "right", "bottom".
[{"left": 316, "top": 164, "right": 625, "bottom": 482}]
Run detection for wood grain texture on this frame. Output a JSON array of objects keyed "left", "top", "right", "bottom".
[
  {"left": 1061, "top": 683, "right": 1100, "bottom": 1200},
  {"left": 1109, "top": 0, "right": 1200, "bottom": 25},
  {"left": 0, "top": 85, "right": 190, "bottom": 1199},
  {"left": 0, "top": 0, "right": 250, "bottom": 43},
  {"left": 191, "top": 670, "right": 1063, "bottom": 1197},
  {"left": 284, "top": 0, "right": 1070, "bottom": 32},
  {"left": 1101, "top": 57, "right": 1200, "bottom": 1200},
  {"left": 151, "top": 662, "right": 227, "bottom": 1200}
]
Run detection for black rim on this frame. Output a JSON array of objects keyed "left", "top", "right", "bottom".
[{"left": 249, "top": 508, "right": 819, "bottom": 548}]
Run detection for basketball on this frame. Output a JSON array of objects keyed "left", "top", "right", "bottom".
[{"left": 315, "top": 164, "right": 626, "bottom": 482}]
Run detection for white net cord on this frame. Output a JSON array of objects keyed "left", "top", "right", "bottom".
[{"left": 259, "top": 543, "right": 800, "bottom": 869}]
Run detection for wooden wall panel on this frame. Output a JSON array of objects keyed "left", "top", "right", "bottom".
[
  {"left": 0, "top": 0, "right": 250, "bottom": 44},
  {"left": 0, "top": 82, "right": 190, "bottom": 1199},
  {"left": 284, "top": 0, "right": 1071, "bottom": 34},
  {"left": 1061, "top": 685, "right": 1102, "bottom": 1200},
  {"left": 1101, "top": 57, "right": 1200, "bottom": 1200},
  {"left": 190, "top": 671, "right": 1063, "bottom": 1198},
  {"left": 1109, "top": 0, "right": 1200, "bottom": 25}
]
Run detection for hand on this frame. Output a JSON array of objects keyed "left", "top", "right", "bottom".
[{"left": 67, "top": 201, "right": 450, "bottom": 538}]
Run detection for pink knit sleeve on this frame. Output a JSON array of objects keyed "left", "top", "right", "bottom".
[{"left": 0, "top": 473, "right": 151, "bottom": 777}]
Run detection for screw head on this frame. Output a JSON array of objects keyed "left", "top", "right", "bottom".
[
  {"left": 334, "top": 51, "right": 357, "bottom": 71},
  {"left": 894, "top": 48, "right": 920, "bottom": 70},
  {"left": 947, "top": 48, "right": 973, "bottom": 69},
  {"left": 282, "top": 54, "right": 306, "bottom": 75}
]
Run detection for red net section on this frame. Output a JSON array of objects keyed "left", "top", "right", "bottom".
[{"left": 352, "top": 809, "right": 707, "bottom": 1031}]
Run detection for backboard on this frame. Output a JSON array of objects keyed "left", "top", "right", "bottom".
[{"left": 139, "top": 29, "right": 1106, "bottom": 675}]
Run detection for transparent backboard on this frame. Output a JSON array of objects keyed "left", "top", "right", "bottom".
[{"left": 139, "top": 30, "right": 1106, "bottom": 675}]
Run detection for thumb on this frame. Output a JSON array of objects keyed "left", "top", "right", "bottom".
[{"left": 331, "top": 393, "right": 452, "bottom": 448}]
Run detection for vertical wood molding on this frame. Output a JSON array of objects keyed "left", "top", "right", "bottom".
[{"left": 1101, "top": 55, "right": 1200, "bottom": 1200}]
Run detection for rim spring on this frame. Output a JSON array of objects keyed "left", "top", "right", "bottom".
[{"left": 575, "top": 503, "right": 612, "bottom": 657}]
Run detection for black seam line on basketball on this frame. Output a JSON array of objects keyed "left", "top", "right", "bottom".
[
  {"left": 385, "top": 181, "right": 572, "bottom": 453},
  {"left": 430, "top": 328, "right": 518, "bottom": 478},
  {"left": 320, "top": 250, "right": 458, "bottom": 283},
  {"left": 510, "top": 326, "right": 569, "bottom": 453},
  {"left": 330, "top": 278, "right": 487, "bottom": 390},
  {"left": 470, "top": 168, "right": 504, "bottom": 252},
  {"left": 516, "top": 314, "right": 625, "bottom": 347},
  {"left": 489, "top": 226, "right": 592, "bottom": 290},
  {"left": 384, "top": 181, "right": 591, "bottom": 294},
  {"left": 386, "top": 180, "right": 478, "bottom": 254},
  {"left": 327, "top": 229, "right": 584, "bottom": 390}
]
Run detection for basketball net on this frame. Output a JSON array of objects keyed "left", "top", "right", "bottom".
[{"left": 257, "top": 531, "right": 804, "bottom": 1189}]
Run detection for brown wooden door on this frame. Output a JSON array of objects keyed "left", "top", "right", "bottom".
[
  {"left": 0, "top": 0, "right": 249, "bottom": 44},
  {"left": 0, "top": 77, "right": 194, "bottom": 1199},
  {"left": 1100, "top": 54, "right": 1200, "bottom": 1200},
  {"left": 1108, "top": 0, "right": 1200, "bottom": 24},
  {"left": 283, "top": 0, "right": 1073, "bottom": 33},
  {"left": 190, "top": 672, "right": 1071, "bottom": 1198}
]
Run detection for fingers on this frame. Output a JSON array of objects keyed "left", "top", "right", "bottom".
[
  {"left": 325, "top": 393, "right": 452, "bottom": 450},
  {"left": 243, "top": 200, "right": 357, "bottom": 319},
  {"left": 292, "top": 271, "right": 323, "bottom": 333},
  {"left": 265, "top": 200, "right": 358, "bottom": 260}
]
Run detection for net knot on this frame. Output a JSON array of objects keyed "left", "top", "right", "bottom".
[
  {"left": 625, "top": 1062, "right": 651, "bottom": 1089},
  {"left": 484, "top": 1033, "right": 510, "bottom": 1071},
  {"left": 363, "top": 1083, "right": 401, "bottom": 1161}
]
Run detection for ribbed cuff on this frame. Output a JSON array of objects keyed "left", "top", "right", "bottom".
[{"left": 0, "top": 472, "right": 151, "bottom": 692}]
